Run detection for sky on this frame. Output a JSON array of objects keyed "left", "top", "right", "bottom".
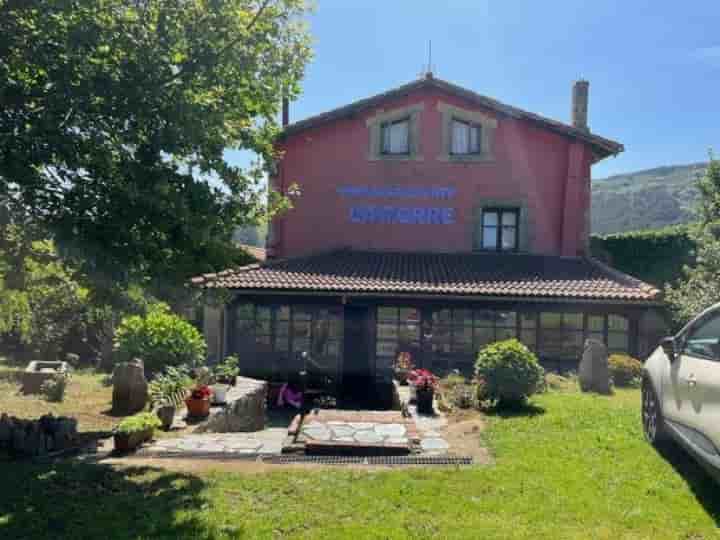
[{"left": 228, "top": 0, "right": 720, "bottom": 178}]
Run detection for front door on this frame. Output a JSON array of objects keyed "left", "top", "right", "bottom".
[{"left": 342, "top": 305, "right": 373, "bottom": 405}]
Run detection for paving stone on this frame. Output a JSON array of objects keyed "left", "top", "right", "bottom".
[
  {"left": 374, "top": 424, "right": 406, "bottom": 438},
  {"left": 354, "top": 430, "right": 383, "bottom": 444},
  {"left": 385, "top": 437, "right": 409, "bottom": 445},
  {"left": 302, "top": 426, "right": 332, "bottom": 441},
  {"left": 348, "top": 422, "right": 375, "bottom": 430},
  {"left": 334, "top": 437, "right": 355, "bottom": 443},
  {"left": 420, "top": 437, "right": 450, "bottom": 452},
  {"left": 330, "top": 425, "right": 356, "bottom": 439}
]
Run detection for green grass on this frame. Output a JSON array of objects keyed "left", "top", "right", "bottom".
[{"left": 1, "top": 388, "right": 719, "bottom": 539}]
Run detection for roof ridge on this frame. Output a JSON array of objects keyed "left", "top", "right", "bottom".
[{"left": 585, "top": 256, "right": 661, "bottom": 296}]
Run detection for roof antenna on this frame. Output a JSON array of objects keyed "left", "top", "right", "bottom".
[{"left": 420, "top": 40, "right": 434, "bottom": 79}]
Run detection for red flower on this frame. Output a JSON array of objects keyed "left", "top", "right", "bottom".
[
  {"left": 407, "top": 369, "right": 438, "bottom": 391},
  {"left": 190, "top": 385, "right": 212, "bottom": 400}
]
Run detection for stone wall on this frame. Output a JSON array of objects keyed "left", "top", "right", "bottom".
[
  {"left": 196, "top": 376, "right": 267, "bottom": 433},
  {"left": 0, "top": 414, "right": 78, "bottom": 456}
]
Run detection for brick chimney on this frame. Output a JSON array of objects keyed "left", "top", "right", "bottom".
[
  {"left": 282, "top": 97, "right": 289, "bottom": 127},
  {"left": 571, "top": 80, "right": 589, "bottom": 131}
]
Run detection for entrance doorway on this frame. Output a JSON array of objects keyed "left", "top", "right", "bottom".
[{"left": 342, "top": 305, "right": 373, "bottom": 406}]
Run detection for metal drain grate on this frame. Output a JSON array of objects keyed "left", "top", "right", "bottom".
[{"left": 263, "top": 455, "right": 474, "bottom": 466}]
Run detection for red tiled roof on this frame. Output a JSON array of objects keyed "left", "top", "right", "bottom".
[
  {"left": 280, "top": 76, "right": 624, "bottom": 161},
  {"left": 191, "top": 249, "right": 660, "bottom": 303}
]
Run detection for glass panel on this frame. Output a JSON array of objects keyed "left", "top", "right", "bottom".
[
  {"left": 292, "top": 320, "right": 311, "bottom": 338},
  {"left": 293, "top": 338, "right": 311, "bottom": 354},
  {"left": 398, "top": 324, "right": 420, "bottom": 347},
  {"left": 432, "top": 325, "right": 451, "bottom": 353},
  {"left": 608, "top": 315, "right": 629, "bottom": 332},
  {"left": 475, "top": 309, "right": 496, "bottom": 326},
  {"left": 587, "top": 315, "right": 605, "bottom": 332},
  {"left": 235, "top": 303, "right": 254, "bottom": 320},
  {"left": 474, "top": 326, "right": 495, "bottom": 349},
  {"left": 386, "top": 120, "right": 409, "bottom": 154},
  {"left": 454, "top": 326, "right": 474, "bottom": 354},
  {"left": 496, "top": 327, "right": 517, "bottom": 341},
  {"left": 452, "top": 120, "right": 469, "bottom": 154},
  {"left": 277, "top": 305, "right": 290, "bottom": 320},
  {"left": 433, "top": 309, "right": 452, "bottom": 324},
  {"left": 501, "top": 227, "right": 516, "bottom": 250},
  {"left": 256, "top": 306, "right": 271, "bottom": 320},
  {"left": 521, "top": 312, "right": 537, "bottom": 329},
  {"left": 483, "top": 227, "right": 497, "bottom": 249},
  {"left": 256, "top": 334, "right": 271, "bottom": 346},
  {"left": 540, "top": 330, "right": 583, "bottom": 359},
  {"left": 483, "top": 211, "right": 498, "bottom": 226},
  {"left": 565, "top": 313, "right": 583, "bottom": 330},
  {"left": 588, "top": 331, "right": 605, "bottom": 344},
  {"left": 540, "top": 312, "right": 562, "bottom": 329},
  {"left": 684, "top": 314, "right": 720, "bottom": 359},
  {"left": 293, "top": 308, "right": 312, "bottom": 321},
  {"left": 378, "top": 307, "right": 398, "bottom": 322},
  {"left": 274, "top": 332, "right": 289, "bottom": 351},
  {"left": 496, "top": 311, "right": 517, "bottom": 328},
  {"left": 520, "top": 329, "right": 537, "bottom": 349},
  {"left": 608, "top": 332, "right": 629, "bottom": 352},
  {"left": 326, "top": 341, "right": 340, "bottom": 358},
  {"left": 377, "top": 323, "right": 398, "bottom": 341},
  {"left": 376, "top": 341, "right": 397, "bottom": 357},
  {"left": 453, "top": 309, "right": 473, "bottom": 326},
  {"left": 399, "top": 307, "right": 421, "bottom": 325},
  {"left": 256, "top": 319, "right": 271, "bottom": 335},
  {"left": 501, "top": 212, "right": 517, "bottom": 226},
  {"left": 469, "top": 125, "right": 480, "bottom": 153}
]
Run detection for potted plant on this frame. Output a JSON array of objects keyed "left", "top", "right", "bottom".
[
  {"left": 394, "top": 352, "right": 414, "bottom": 385},
  {"left": 408, "top": 368, "right": 439, "bottom": 415},
  {"left": 185, "top": 384, "right": 213, "bottom": 418},
  {"left": 148, "top": 366, "right": 192, "bottom": 430},
  {"left": 114, "top": 412, "right": 162, "bottom": 452},
  {"left": 211, "top": 355, "right": 239, "bottom": 404}
]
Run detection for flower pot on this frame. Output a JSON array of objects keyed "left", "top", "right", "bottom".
[
  {"left": 185, "top": 397, "right": 210, "bottom": 418},
  {"left": 114, "top": 427, "right": 154, "bottom": 452},
  {"left": 416, "top": 388, "right": 434, "bottom": 415},
  {"left": 394, "top": 368, "right": 410, "bottom": 385},
  {"left": 211, "top": 384, "right": 228, "bottom": 405},
  {"left": 156, "top": 405, "right": 176, "bottom": 431}
]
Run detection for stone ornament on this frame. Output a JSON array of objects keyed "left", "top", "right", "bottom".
[
  {"left": 112, "top": 358, "right": 148, "bottom": 415},
  {"left": 579, "top": 339, "right": 612, "bottom": 395}
]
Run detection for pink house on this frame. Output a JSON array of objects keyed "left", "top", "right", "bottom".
[{"left": 195, "top": 74, "right": 661, "bottom": 404}]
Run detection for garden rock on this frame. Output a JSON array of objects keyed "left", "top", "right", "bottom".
[
  {"left": 579, "top": 339, "right": 611, "bottom": 394},
  {"left": 112, "top": 359, "right": 148, "bottom": 415},
  {"left": 195, "top": 376, "right": 267, "bottom": 433}
]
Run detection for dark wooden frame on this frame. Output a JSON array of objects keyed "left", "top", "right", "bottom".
[{"left": 480, "top": 208, "right": 520, "bottom": 252}]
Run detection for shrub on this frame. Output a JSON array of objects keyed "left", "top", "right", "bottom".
[
  {"left": 114, "top": 304, "right": 206, "bottom": 374},
  {"left": 116, "top": 412, "right": 162, "bottom": 434},
  {"left": 148, "top": 365, "right": 192, "bottom": 408},
  {"left": 40, "top": 373, "right": 69, "bottom": 402},
  {"left": 213, "top": 355, "right": 240, "bottom": 384},
  {"left": 475, "top": 339, "right": 544, "bottom": 407},
  {"left": 608, "top": 354, "right": 643, "bottom": 387}
]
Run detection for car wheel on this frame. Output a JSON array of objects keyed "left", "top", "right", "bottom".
[{"left": 642, "top": 378, "right": 668, "bottom": 446}]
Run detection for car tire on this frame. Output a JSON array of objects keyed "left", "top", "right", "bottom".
[{"left": 642, "top": 377, "right": 668, "bottom": 446}]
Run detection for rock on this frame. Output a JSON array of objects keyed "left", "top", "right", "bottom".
[
  {"left": 195, "top": 377, "right": 267, "bottom": 433},
  {"left": 579, "top": 339, "right": 612, "bottom": 394},
  {"left": 112, "top": 359, "right": 148, "bottom": 415}
]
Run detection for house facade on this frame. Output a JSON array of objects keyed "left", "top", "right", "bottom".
[{"left": 194, "top": 74, "right": 663, "bottom": 402}]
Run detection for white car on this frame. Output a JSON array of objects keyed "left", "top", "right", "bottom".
[{"left": 643, "top": 303, "right": 720, "bottom": 480}]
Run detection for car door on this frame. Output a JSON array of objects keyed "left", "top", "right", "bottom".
[{"left": 666, "top": 311, "right": 720, "bottom": 452}]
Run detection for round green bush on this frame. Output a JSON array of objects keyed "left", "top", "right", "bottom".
[
  {"left": 608, "top": 354, "right": 642, "bottom": 387},
  {"left": 475, "top": 339, "right": 544, "bottom": 407},
  {"left": 114, "top": 304, "right": 206, "bottom": 374}
]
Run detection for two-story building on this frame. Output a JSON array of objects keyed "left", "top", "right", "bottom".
[{"left": 193, "top": 74, "right": 663, "bottom": 403}]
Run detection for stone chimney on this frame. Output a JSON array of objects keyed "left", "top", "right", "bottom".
[
  {"left": 571, "top": 80, "right": 589, "bottom": 131},
  {"left": 282, "top": 97, "right": 289, "bottom": 127}
]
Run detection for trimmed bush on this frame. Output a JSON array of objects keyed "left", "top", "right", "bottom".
[
  {"left": 608, "top": 354, "right": 643, "bottom": 387},
  {"left": 475, "top": 339, "right": 544, "bottom": 407},
  {"left": 114, "top": 304, "right": 206, "bottom": 375}
]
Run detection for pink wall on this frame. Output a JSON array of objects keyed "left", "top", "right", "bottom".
[{"left": 270, "top": 87, "right": 593, "bottom": 258}]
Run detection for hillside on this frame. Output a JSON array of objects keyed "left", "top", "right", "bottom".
[{"left": 591, "top": 162, "right": 707, "bottom": 235}]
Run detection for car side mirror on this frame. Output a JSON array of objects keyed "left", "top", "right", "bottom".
[{"left": 660, "top": 336, "right": 677, "bottom": 363}]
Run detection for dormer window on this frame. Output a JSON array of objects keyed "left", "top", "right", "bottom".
[
  {"left": 451, "top": 119, "right": 481, "bottom": 155},
  {"left": 381, "top": 118, "right": 410, "bottom": 155}
]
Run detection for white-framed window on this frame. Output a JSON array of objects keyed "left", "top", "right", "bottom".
[
  {"left": 381, "top": 118, "right": 410, "bottom": 155},
  {"left": 451, "top": 118, "right": 481, "bottom": 155}
]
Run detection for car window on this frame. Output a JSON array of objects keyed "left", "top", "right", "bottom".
[{"left": 683, "top": 313, "right": 720, "bottom": 361}]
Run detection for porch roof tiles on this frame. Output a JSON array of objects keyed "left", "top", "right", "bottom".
[{"left": 191, "top": 249, "right": 661, "bottom": 303}]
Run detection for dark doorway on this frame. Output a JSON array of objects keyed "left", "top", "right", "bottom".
[{"left": 342, "top": 305, "right": 374, "bottom": 407}]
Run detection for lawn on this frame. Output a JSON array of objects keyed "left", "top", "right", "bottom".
[{"left": 1, "top": 386, "right": 719, "bottom": 539}]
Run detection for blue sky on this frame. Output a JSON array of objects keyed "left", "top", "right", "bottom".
[{"left": 229, "top": 0, "right": 719, "bottom": 178}]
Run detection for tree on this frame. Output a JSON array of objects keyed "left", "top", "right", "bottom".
[
  {"left": 0, "top": 0, "right": 310, "bottom": 299},
  {"left": 666, "top": 155, "right": 720, "bottom": 324}
]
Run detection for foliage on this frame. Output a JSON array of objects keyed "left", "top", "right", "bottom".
[
  {"left": 115, "top": 412, "right": 162, "bottom": 435},
  {"left": 590, "top": 224, "right": 695, "bottom": 288},
  {"left": 608, "top": 354, "right": 643, "bottom": 387},
  {"left": 213, "top": 355, "right": 240, "bottom": 384},
  {"left": 440, "top": 377, "right": 477, "bottom": 410},
  {"left": 666, "top": 155, "right": 720, "bottom": 324},
  {"left": 0, "top": 0, "right": 311, "bottom": 298},
  {"left": 475, "top": 339, "right": 544, "bottom": 407},
  {"left": 148, "top": 365, "right": 192, "bottom": 408},
  {"left": 114, "top": 304, "right": 206, "bottom": 374},
  {"left": 40, "top": 373, "right": 69, "bottom": 403},
  {"left": 407, "top": 368, "right": 439, "bottom": 392}
]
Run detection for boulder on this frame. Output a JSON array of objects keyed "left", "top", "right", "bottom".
[
  {"left": 579, "top": 339, "right": 611, "bottom": 394},
  {"left": 112, "top": 359, "right": 148, "bottom": 415},
  {"left": 195, "top": 376, "right": 267, "bottom": 433}
]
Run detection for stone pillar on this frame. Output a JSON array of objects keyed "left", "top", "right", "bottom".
[
  {"left": 579, "top": 339, "right": 611, "bottom": 394},
  {"left": 112, "top": 359, "right": 148, "bottom": 415}
]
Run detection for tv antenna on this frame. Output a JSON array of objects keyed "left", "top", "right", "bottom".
[{"left": 420, "top": 40, "right": 435, "bottom": 78}]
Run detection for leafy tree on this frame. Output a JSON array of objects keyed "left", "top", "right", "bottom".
[
  {"left": 0, "top": 0, "right": 310, "bottom": 299},
  {"left": 666, "top": 155, "right": 720, "bottom": 324}
]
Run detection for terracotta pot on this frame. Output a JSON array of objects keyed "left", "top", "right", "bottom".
[
  {"left": 185, "top": 397, "right": 210, "bottom": 418},
  {"left": 156, "top": 405, "right": 175, "bottom": 431},
  {"left": 416, "top": 388, "right": 434, "bottom": 415},
  {"left": 114, "top": 427, "right": 154, "bottom": 452}
]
